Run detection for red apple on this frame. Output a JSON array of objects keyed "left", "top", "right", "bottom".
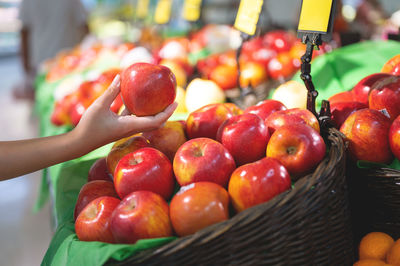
[
  {"left": 75, "top": 196, "right": 120, "bottom": 243},
  {"left": 330, "top": 101, "right": 368, "bottom": 129},
  {"left": 389, "top": 115, "right": 400, "bottom": 160},
  {"left": 114, "top": 147, "right": 174, "bottom": 200},
  {"left": 263, "top": 30, "right": 295, "bottom": 53},
  {"left": 340, "top": 108, "right": 393, "bottom": 163},
  {"left": 223, "top": 103, "right": 243, "bottom": 116},
  {"left": 244, "top": 99, "right": 287, "bottom": 121},
  {"left": 106, "top": 136, "right": 150, "bottom": 178},
  {"left": 110, "top": 93, "right": 123, "bottom": 114},
  {"left": 265, "top": 108, "right": 320, "bottom": 135},
  {"left": 209, "top": 64, "right": 238, "bottom": 90},
  {"left": 169, "top": 182, "right": 229, "bottom": 236},
  {"left": 120, "top": 62, "right": 176, "bottom": 116},
  {"left": 351, "top": 73, "right": 393, "bottom": 105},
  {"left": 368, "top": 75, "right": 400, "bottom": 121},
  {"left": 239, "top": 61, "right": 268, "bottom": 88},
  {"left": 267, "top": 52, "right": 295, "bottom": 80},
  {"left": 141, "top": 121, "right": 187, "bottom": 161},
  {"left": 228, "top": 157, "right": 291, "bottom": 212},
  {"left": 186, "top": 103, "right": 233, "bottom": 140},
  {"left": 110, "top": 191, "right": 173, "bottom": 244},
  {"left": 328, "top": 91, "right": 355, "bottom": 105},
  {"left": 216, "top": 113, "right": 270, "bottom": 165},
  {"left": 74, "top": 180, "right": 119, "bottom": 220},
  {"left": 246, "top": 47, "right": 277, "bottom": 70},
  {"left": 173, "top": 138, "right": 236, "bottom": 187},
  {"left": 382, "top": 55, "right": 400, "bottom": 75},
  {"left": 266, "top": 123, "right": 326, "bottom": 178},
  {"left": 88, "top": 157, "right": 112, "bottom": 182}
]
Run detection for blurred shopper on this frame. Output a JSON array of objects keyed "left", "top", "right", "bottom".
[{"left": 14, "top": 0, "right": 89, "bottom": 99}]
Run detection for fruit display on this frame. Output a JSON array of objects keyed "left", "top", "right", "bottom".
[
  {"left": 70, "top": 62, "right": 329, "bottom": 245},
  {"left": 353, "top": 232, "right": 400, "bottom": 265}
]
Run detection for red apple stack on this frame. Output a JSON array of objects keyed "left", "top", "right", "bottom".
[
  {"left": 87, "top": 157, "right": 112, "bottom": 182},
  {"left": 244, "top": 99, "right": 287, "bottom": 121},
  {"left": 389, "top": 115, "right": 400, "bottom": 160}
]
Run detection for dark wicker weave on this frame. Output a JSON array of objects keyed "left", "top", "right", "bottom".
[
  {"left": 107, "top": 127, "right": 354, "bottom": 266},
  {"left": 347, "top": 165, "right": 400, "bottom": 248}
]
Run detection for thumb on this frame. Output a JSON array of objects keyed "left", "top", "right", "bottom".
[{"left": 96, "top": 75, "right": 121, "bottom": 107}]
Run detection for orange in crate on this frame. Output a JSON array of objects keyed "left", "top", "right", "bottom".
[
  {"left": 359, "top": 232, "right": 394, "bottom": 261},
  {"left": 387, "top": 239, "right": 400, "bottom": 265}
]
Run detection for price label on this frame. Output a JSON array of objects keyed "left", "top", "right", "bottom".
[
  {"left": 154, "top": 0, "right": 173, "bottom": 24},
  {"left": 183, "top": 0, "right": 202, "bottom": 22},
  {"left": 136, "top": 0, "right": 150, "bottom": 19},
  {"left": 298, "top": 0, "right": 334, "bottom": 33},
  {"left": 234, "top": 0, "right": 264, "bottom": 36}
]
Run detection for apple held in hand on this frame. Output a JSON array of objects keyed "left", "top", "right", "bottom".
[
  {"left": 340, "top": 109, "right": 393, "bottom": 163},
  {"left": 351, "top": 73, "right": 393, "bottom": 105},
  {"left": 75, "top": 196, "right": 120, "bottom": 243},
  {"left": 169, "top": 182, "right": 229, "bottom": 237},
  {"left": 389, "top": 115, "right": 400, "bottom": 160},
  {"left": 330, "top": 101, "right": 367, "bottom": 129},
  {"left": 106, "top": 136, "right": 150, "bottom": 178},
  {"left": 266, "top": 124, "right": 326, "bottom": 178},
  {"left": 186, "top": 103, "right": 233, "bottom": 140},
  {"left": 228, "top": 157, "right": 291, "bottom": 212},
  {"left": 142, "top": 121, "right": 187, "bottom": 162},
  {"left": 173, "top": 138, "right": 236, "bottom": 187},
  {"left": 217, "top": 113, "right": 270, "bottom": 165},
  {"left": 74, "top": 180, "right": 119, "bottom": 220},
  {"left": 265, "top": 108, "right": 320, "bottom": 135},
  {"left": 110, "top": 191, "right": 173, "bottom": 244},
  {"left": 114, "top": 147, "right": 174, "bottom": 200},
  {"left": 368, "top": 75, "right": 400, "bottom": 121},
  {"left": 88, "top": 157, "right": 112, "bottom": 182},
  {"left": 120, "top": 62, "right": 176, "bottom": 116},
  {"left": 244, "top": 99, "right": 286, "bottom": 121}
]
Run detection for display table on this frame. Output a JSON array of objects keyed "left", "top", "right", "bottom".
[{"left": 37, "top": 41, "right": 400, "bottom": 266}]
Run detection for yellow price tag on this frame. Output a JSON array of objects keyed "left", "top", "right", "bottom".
[
  {"left": 136, "top": 0, "right": 150, "bottom": 19},
  {"left": 298, "top": 0, "right": 333, "bottom": 33},
  {"left": 154, "top": 0, "right": 173, "bottom": 24},
  {"left": 183, "top": 0, "right": 202, "bottom": 21},
  {"left": 234, "top": 0, "right": 264, "bottom": 36}
]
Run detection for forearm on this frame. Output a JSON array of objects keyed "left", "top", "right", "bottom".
[{"left": 0, "top": 130, "right": 91, "bottom": 180}]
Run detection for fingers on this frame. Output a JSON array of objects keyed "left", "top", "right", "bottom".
[
  {"left": 96, "top": 75, "right": 121, "bottom": 107},
  {"left": 154, "top": 102, "right": 178, "bottom": 121}
]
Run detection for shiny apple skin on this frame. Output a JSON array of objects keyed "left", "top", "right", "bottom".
[
  {"left": 186, "top": 103, "right": 233, "bottom": 140},
  {"left": 120, "top": 62, "right": 176, "bottom": 116},
  {"left": 106, "top": 136, "right": 150, "bottom": 178},
  {"left": 381, "top": 55, "right": 400, "bottom": 75},
  {"left": 244, "top": 99, "right": 287, "bottom": 121},
  {"left": 266, "top": 124, "right": 326, "bottom": 178},
  {"left": 142, "top": 121, "right": 187, "bottom": 161},
  {"left": 228, "top": 157, "right": 291, "bottom": 212},
  {"left": 389, "top": 115, "right": 400, "bottom": 160},
  {"left": 216, "top": 113, "right": 270, "bottom": 165},
  {"left": 330, "top": 101, "right": 368, "bottom": 129},
  {"left": 265, "top": 108, "right": 320, "bottom": 135},
  {"left": 173, "top": 138, "right": 236, "bottom": 187},
  {"left": 74, "top": 180, "right": 119, "bottom": 221},
  {"left": 110, "top": 191, "right": 173, "bottom": 244},
  {"left": 114, "top": 147, "right": 174, "bottom": 200},
  {"left": 328, "top": 91, "right": 355, "bottom": 105},
  {"left": 88, "top": 157, "right": 113, "bottom": 182},
  {"left": 75, "top": 196, "right": 120, "bottom": 243},
  {"left": 223, "top": 103, "right": 243, "bottom": 116},
  {"left": 340, "top": 109, "right": 393, "bottom": 164},
  {"left": 351, "top": 73, "right": 393, "bottom": 105},
  {"left": 368, "top": 75, "right": 400, "bottom": 121},
  {"left": 169, "top": 182, "right": 229, "bottom": 237}
]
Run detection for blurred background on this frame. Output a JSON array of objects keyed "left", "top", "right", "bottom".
[{"left": 0, "top": 0, "right": 399, "bottom": 265}]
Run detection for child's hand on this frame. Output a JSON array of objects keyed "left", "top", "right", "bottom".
[{"left": 73, "top": 75, "right": 178, "bottom": 151}]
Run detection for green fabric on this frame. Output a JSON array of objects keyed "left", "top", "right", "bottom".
[{"left": 291, "top": 40, "right": 400, "bottom": 109}]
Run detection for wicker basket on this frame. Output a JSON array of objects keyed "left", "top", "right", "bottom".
[
  {"left": 106, "top": 127, "right": 354, "bottom": 265},
  {"left": 347, "top": 165, "right": 400, "bottom": 246}
]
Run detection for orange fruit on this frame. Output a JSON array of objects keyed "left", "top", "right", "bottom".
[
  {"left": 387, "top": 239, "right": 400, "bottom": 265},
  {"left": 359, "top": 232, "right": 395, "bottom": 261},
  {"left": 354, "top": 259, "right": 391, "bottom": 266}
]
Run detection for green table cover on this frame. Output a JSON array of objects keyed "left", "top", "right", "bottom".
[{"left": 38, "top": 40, "right": 400, "bottom": 266}]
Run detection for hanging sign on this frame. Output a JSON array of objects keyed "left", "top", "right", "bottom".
[
  {"left": 154, "top": 0, "right": 173, "bottom": 24},
  {"left": 183, "top": 0, "right": 202, "bottom": 22},
  {"left": 234, "top": 0, "right": 264, "bottom": 36}
]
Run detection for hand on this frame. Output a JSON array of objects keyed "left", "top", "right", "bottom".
[{"left": 73, "top": 75, "right": 178, "bottom": 151}]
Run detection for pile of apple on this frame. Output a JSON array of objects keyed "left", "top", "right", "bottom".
[
  {"left": 73, "top": 62, "right": 327, "bottom": 244},
  {"left": 327, "top": 54, "right": 400, "bottom": 164}
]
